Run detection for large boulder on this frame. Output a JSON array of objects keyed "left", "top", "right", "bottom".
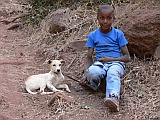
[
  {"left": 49, "top": 8, "right": 69, "bottom": 34},
  {"left": 121, "top": 9, "right": 160, "bottom": 59}
]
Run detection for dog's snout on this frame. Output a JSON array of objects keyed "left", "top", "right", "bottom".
[{"left": 57, "top": 69, "right": 60, "bottom": 72}]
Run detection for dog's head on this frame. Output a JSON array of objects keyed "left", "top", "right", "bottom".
[{"left": 48, "top": 60, "right": 65, "bottom": 73}]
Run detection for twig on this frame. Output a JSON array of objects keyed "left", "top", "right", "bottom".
[
  {"left": 0, "top": 13, "right": 29, "bottom": 24},
  {"left": 63, "top": 73, "right": 80, "bottom": 83},
  {"left": 122, "top": 69, "right": 134, "bottom": 82},
  {"left": 66, "top": 55, "right": 77, "bottom": 69},
  {"left": 7, "top": 22, "right": 24, "bottom": 30},
  {"left": 0, "top": 60, "right": 30, "bottom": 65}
]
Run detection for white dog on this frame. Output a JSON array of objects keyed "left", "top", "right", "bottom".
[{"left": 25, "top": 59, "right": 71, "bottom": 95}]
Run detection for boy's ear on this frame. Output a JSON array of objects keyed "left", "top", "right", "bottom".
[
  {"left": 60, "top": 59, "right": 65, "bottom": 64},
  {"left": 48, "top": 60, "right": 52, "bottom": 64},
  {"left": 113, "top": 14, "right": 115, "bottom": 21}
]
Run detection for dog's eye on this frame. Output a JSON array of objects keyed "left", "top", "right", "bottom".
[
  {"left": 52, "top": 64, "right": 56, "bottom": 66},
  {"left": 59, "top": 64, "right": 61, "bottom": 66}
]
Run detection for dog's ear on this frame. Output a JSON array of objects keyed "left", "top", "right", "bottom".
[
  {"left": 48, "top": 60, "right": 52, "bottom": 64},
  {"left": 60, "top": 59, "right": 65, "bottom": 64}
]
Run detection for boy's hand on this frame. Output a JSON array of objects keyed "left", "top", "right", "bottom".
[
  {"left": 79, "top": 75, "right": 87, "bottom": 86},
  {"left": 99, "top": 56, "right": 112, "bottom": 63},
  {"left": 75, "top": 74, "right": 88, "bottom": 92}
]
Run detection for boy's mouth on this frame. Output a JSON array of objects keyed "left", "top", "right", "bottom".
[{"left": 102, "top": 25, "right": 110, "bottom": 29}]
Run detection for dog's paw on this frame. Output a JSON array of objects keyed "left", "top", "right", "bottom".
[
  {"left": 56, "top": 90, "right": 63, "bottom": 93},
  {"left": 66, "top": 89, "right": 71, "bottom": 93}
]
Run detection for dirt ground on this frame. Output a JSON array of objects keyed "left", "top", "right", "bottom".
[{"left": 0, "top": 0, "right": 160, "bottom": 120}]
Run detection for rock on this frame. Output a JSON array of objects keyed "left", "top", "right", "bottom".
[
  {"left": 69, "top": 40, "right": 87, "bottom": 51},
  {"left": 121, "top": 9, "right": 160, "bottom": 58},
  {"left": 154, "top": 45, "right": 160, "bottom": 59},
  {"left": 49, "top": 19, "right": 65, "bottom": 34},
  {"left": 49, "top": 9, "right": 69, "bottom": 34}
]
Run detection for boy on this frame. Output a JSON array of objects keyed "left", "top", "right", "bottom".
[{"left": 77, "top": 4, "right": 131, "bottom": 112}]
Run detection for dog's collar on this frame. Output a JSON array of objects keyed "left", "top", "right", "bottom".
[
  {"left": 50, "top": 71, "right": 60, "bottom": 75},
  {"left": 54, "top": 72, "right": 59, "bottom": 74}
]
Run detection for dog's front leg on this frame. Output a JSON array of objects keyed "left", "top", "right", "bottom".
[
  {"left": 57, "top": 84, "right": 71, "bottom": 93},
  {"left": 47, "top": 82, "right": 63, "bottom": 92}
]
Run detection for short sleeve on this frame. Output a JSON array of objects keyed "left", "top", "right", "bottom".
[
  {"left": 85, "top": 33, "right": 95, "bottom": 48},
  {"left": 118, "top": 31, "right": 128, "bottom": 47}
]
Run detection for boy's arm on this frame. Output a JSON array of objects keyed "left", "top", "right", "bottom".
[
  {"left": 80, "top": 47, "right": 94, "bottom": 85},
  {"left": 99, "top": 45, "right": 131, "bottom": 63},
  {"left": 120, "top": 45, "right": 131, "bottom": 62},
  {"left": 84, "top": 47, "right": 94, "bottom": 70}
]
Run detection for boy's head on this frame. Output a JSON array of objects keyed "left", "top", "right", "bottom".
[{"left": 97, "top": 5, "right": 115, "bottom": 33}]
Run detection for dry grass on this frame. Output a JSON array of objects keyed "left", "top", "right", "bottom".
[
  {"left": 27, "top": 0, "right": 160, "bottom": 59},
  {"left": 23, "top": 0, "right": 160, "bottom": 119},
  {"left": 123, "top": 57, "right": 160, "bottom": 119}
]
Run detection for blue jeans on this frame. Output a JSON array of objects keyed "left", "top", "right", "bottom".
[{"left": 86, "top": 61, "right": 125, "bottom": 99}]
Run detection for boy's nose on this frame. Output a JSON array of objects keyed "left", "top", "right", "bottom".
[{"left": 104, "top": 18, "right": 108, "bottom": 23}]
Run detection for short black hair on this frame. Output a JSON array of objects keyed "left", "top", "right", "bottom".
[{"left": 97, "top": 4, "right": 115, "bottom": 15}]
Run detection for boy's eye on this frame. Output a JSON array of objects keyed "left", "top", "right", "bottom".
[
  {"left": 99, "top": 17, "right": 111, "bottom": 20},
  {"left": 100, "top": 17, "right": 104, "bottom": 20}
]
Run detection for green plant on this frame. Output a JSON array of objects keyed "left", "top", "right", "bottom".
[{"left": 22, "top": 0, "right": 61, "bottom": 27}]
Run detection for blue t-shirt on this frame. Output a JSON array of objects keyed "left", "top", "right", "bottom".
[{"left": 86, "top": 27, "right": 128, "bottom": 61}]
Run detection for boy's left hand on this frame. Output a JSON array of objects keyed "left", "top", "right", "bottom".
[{"left": 99, "top": 56, "right": 112, "bottom": 63}]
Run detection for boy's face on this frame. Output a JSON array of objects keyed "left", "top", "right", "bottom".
[{"left": 97, "top": 9, "right": 115, "bottom": 33}]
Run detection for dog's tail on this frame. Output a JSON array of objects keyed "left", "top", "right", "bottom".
[
  {"left": 26, "top": 87, "right": 38, "bottom": 94},
  {"left": 40, "top": 92, "right": 54, "bottom": 95}
]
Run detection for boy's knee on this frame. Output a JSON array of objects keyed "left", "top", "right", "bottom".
[
  {"left": 107, "top": 66, "right": 124, "bottom": 77},
  {"left": 108, "top": 71, "right": 118, "bottom": 77},
  {"left": 87, "top": 65, "right": 105, "bottom": 78},
  {"left": 85, "top": 65, "right": 106, "bottom": 91}
]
